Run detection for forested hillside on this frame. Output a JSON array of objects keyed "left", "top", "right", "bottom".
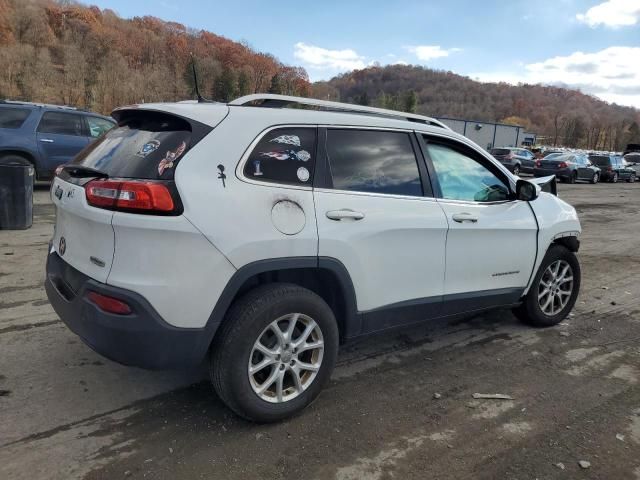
[
  {"left": 0, "top": 0, "right": 310, "bottom": 114},
  {"left": 315, "top": 65, "right": 640, "bottom": 150}
]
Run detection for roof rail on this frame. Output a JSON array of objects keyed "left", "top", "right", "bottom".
[
  {"left": 1, "top": 99, "right": 79, "bottom": 111},
  {"left": 229, "top": 94, "right": 451, "bottom": 130}
]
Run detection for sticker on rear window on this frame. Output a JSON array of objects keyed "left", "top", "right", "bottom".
[
  {"left": 270, "top": 135, "right": 300, "bottom": 147},
  {"left": 260, "top": 150, "right": 311, "bottom": 162},
  {"left": 158, "top": 141, "right": 186, "bottom": 175},
  {"left": 136, "top": 140, "right": 160, "bottom": 157}
]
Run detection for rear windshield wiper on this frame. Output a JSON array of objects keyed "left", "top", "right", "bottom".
[{"left": 62, "top": 165, "right": 109, "bottom": 178}]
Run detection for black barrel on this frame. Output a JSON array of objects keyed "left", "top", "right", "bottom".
[{"left": 0, "top": 163, "right": 34, "bottom": 230}]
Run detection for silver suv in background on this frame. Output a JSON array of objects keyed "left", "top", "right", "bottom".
[{"left": 490, "top": 147, "right": 536, "bottom": 175}]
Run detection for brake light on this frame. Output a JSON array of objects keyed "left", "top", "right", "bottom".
[
  {"left": 506, "top": 153, "right": 514, "bottom": 160},
  {"left": 558, "top": 162, "right": 568, "bottom": 168},
  {"left": 55, "top": 165, "right": 64, "bottom": 176},
  {"left": 85, "top": 179, "right": 175, "bottom": 213},
  {"left": 536, "top": 160, "right": 541, "bottom": 167},
  {"left": 607, "top": 166, "right": 612, "bottom": 171},
  {"left": 86, "top": 291, "right": 132, "bottom": 315}
]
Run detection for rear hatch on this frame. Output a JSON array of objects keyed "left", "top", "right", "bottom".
[
  {"left": 50, "top": 107, "right": 218, "bottom": 282},
  {"left": 490, "top": 148, "right": 512, "bottom": 163},
  {"left": 589, "top": 155, "right": 611, "bottom": 171}
]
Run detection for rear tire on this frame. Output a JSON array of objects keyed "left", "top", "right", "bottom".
[
  {"left": 628, "top": 174, "right": 636, "bottom": 183},
  {"left": 513, "top": 245, "right": 581, "bottom": 327},
  {"left": 512, "top": 165, "right": 521, "bottom": 176},
  {"left": 590, "top": 172, "right": 599, "bottom": 184},
  {"left": 568, "top": 171, "right": 577, "bottom": 184},
  {"left": 612, "top": 172, "right": 619, "bottom": 183},
  {"left": 210, "top": 283, "right": 339, "bottom": 423}
]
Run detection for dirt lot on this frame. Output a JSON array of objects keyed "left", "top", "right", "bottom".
[{"left": 1, "top": 182, "right": 639, "bottom": 480}]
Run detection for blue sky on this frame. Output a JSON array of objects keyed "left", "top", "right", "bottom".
[{"left": 89, "top": 0, "right": 640, "bottom": 107}]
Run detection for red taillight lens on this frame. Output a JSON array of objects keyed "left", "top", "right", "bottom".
[
  {"left": 607, "top": 166, "right": 613, "bottom": 171},
  {"left": 535, "top": 160, "right": 541, "bottom": 167},
  {"left": 85, "top": 179, "right": 175, "bottom": 213},
  {"left": 558, "top": 162, "right": 568, "bottom": 168},
  {"left": 86, "top": 291, "right": 132, "bottom": 315}
]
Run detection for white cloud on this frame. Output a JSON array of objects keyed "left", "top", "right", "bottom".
[
  {"left": 404, "top": 45, "right": 461, "bottom": 62},
  {"left": 293, "top": 42, "right": 366, "bottom": 71},
  {"left": 576, "top": 0, "right": 640, "bottom": 27},
  {"left": 471, "top": 46, "right": 640, "bottom": 108}
]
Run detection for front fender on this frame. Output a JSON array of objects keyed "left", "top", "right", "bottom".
[{"left": 524, "top": 192, "right": 581, "bottom": 294}]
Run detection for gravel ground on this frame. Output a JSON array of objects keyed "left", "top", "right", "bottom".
[{"left": 1, "top": 181, "right": 639, "bottom": 480}]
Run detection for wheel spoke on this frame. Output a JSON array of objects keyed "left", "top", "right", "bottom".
[
  {"left": 249, "top": 357, "right": 276, "bottom": 375},
  {"left": 296, "top": 360, "right": 320, "bottom": 372},
  {"left": 298, "top": 339, "right": 324, "bottom": 353},
  {"left": 285, "top": 313, "right": 300, "bottom": 341},
  {"left": 541, "top": 294, "right": 553, "bottom": 313},
  {"left": 293, "top": 321, "right": 316, "bottom": 347},
  {"left": 276, "top": 371, "right": 284, "bottom": 402},
  {"left": 538, "top": 288, "right": 550, "bottom": 300},
  {"left": 291, "top": 367, "right": 303, "bottom": 393},
  {"left": 254, "top": 341, "right": 278, "bottom": 359},
  {"left": 270, "top": 323, "right": 287, "bottom": 348},
  {"left": 257, "top": 367, "right": 279, "bottom": 395}
]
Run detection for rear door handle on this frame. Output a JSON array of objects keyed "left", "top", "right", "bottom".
[
  {"left": 326, "top": 209, "right": 365, "bottom": 221},
  {"left": 39, "top": 138, "right": 54, "bottom": 143},
  {"left": 452, "top": 213, "right": 478, "bottom": 223}
]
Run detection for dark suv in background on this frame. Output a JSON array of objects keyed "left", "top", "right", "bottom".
[
  {"left": 489, "top": 147, "right": 536, "bottom": 175},
  {"left": 588, "top": 154, "right": 636, "bottom": 183},
  {"left": 534, "top": 152, "right": 601, "bottom": 184},
  {"left": 0, "top": 101, "right": 115, "bottom": 180}
]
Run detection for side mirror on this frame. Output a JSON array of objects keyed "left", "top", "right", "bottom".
[{"left": 516, "top": 179, "right": 538, "bottom": 201}]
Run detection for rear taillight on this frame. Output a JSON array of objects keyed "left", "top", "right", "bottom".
[
  {"left": 85, "top": 179, "right": 176, "bottom": 214},
  {"left": 535, "top": 160, "right": 541, "bottom": 167},
  {"left": 506, "top": 153, "right": 514, "bottom": 160},
  {"left": 558, "top": 162, "right": 568, "bottom": 168},
  {"left": 55, "top": 165, "right": 64, "bottom": 176},
  {"left": 86, "top": 291, "right": 132, "bottom": 315},
  {"left": 607, "top": 166, "right": 613, "bottom": 171}
]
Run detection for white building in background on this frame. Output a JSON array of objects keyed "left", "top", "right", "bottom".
[{"left": 434, "top": 117, "right": 537, "bottom": 150}]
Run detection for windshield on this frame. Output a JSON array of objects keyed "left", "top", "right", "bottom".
[{"left": 72, "top": 111, "right": 195, "bottom": 179}]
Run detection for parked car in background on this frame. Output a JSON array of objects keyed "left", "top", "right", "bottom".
[
  {"left": 542, "top": 149, "right": 563, "bottom": 158},
  {"left": 489, "top": 147, "right": 536, "bottom": 175},
  {"left": 0, "top": 101, "right": 115, "bottom": 180},
  {"left": 588, "top": 154, "right": 636, "bottom": 183},
  {"left": 534, "top": 152, "right": 601, "bottom": 184}
]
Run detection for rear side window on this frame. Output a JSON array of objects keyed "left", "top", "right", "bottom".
[
  {"left": 243, "top": 127, "right": 317, "bottom": 186},
  {"left": 0, "top": 108, "right": 30, "bottom": 129},
  {"left": 326, "top": 129, "right": 423, "bottom": 197},
  {"left": 72, "top": 111, "right": 209, "bottom": 179},
  {"left": 38, "top": 111, "right": 85, "bottom": 136},
  {"left": 86, "top": 116, "right": 115, "bottom": 138}
]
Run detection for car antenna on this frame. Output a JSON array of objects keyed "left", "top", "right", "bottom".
[{"left": 190, "top": 54, "right": 211, "bottom": 103}]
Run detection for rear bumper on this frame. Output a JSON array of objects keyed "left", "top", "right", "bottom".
[
  {"left": 45, "top": 250, "right": 210, "bottom": 369},
  {"left": 534, "top": 168, "right": 571, "bottom": 179}
]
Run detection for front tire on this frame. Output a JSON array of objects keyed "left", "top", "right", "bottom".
[
  {"left": 513, "top": 245, "right": 581, "bottom": 327},
  {"left": 210, "top": 283, "right": 339, "bottom": 422},
  {"left": 612, "top": 172, "right": 619, "bottom": 183},
  {"left": 628, "top": 174, "right": 636, "bottom": 183},
  {"left": 590, "top": 172, "right": 599, "bottom": 184},
  {"left": 512, "top": 165, "right": 521, "bottom": 176}
]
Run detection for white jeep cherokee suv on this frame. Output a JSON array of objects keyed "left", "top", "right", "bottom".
[{"left": 45, "top": 94, "right": 581, "bottom": 422}]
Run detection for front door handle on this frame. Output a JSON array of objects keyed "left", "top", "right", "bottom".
[
  {"left": 452, "top": 213, "right": 478, "bottom": 223},
  {"left": 39, "top": 138, "right": 54, "bottom": 143},
  {"left": 326, "top": 209, "right": 365, "bottom": 221}
]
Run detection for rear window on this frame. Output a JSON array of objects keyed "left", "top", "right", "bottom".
[
  {"left": 490, "top": 148, "right": 511, "bottom": 155},
  {"left": 589, "top": 155, "right": 611, "bottom": 166},
  {"left": 0, "top": 107, "right": 31, "bottom": 129},
  {"left": 72, "top": 111, "right": 209, "bottom": 179}
]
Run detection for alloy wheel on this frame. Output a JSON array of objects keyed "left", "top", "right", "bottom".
[
  {"left": 538, "top": 260, "right": 574, "bottom": 316},
  {"left": 248, "top": 313, "right": 324, "bottom": 403}
]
